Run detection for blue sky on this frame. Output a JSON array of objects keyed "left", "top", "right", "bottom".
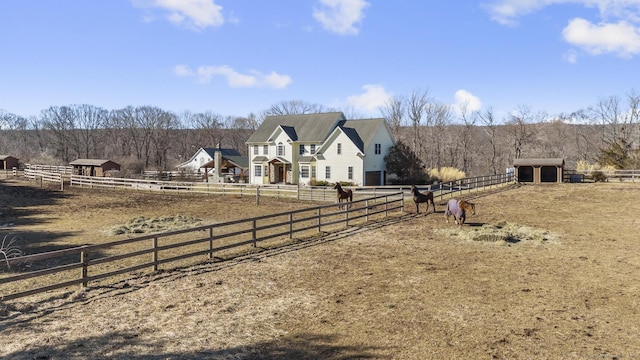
[{"left": 1, "top": 0, "right": 640, "bottom": 121}]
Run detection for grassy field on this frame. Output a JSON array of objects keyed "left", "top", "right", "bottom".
[{"left": 2, "top": 179, "right": 640, "bottom": 359}]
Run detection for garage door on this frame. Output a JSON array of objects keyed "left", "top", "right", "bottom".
[{"left": 365, "top": 171, "right": 381, "bottom": 186}]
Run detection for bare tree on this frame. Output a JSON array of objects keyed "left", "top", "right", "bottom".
[
  {"left": 265, "top": 100, "right": 326, "bottom": 116},
  {"left": 505, "top": 105, "right": 543, "bottom": 160},
  {"left": 71, "top": 104, "right": 108, "bottom": 159},
  {"left": 478, "top": 107, "right": 500, "bottom": 174},
  {"left": 407, "top": 90, "right": 430, "bottom": 160},
  {"left": 425, "top": 100, "right": 452, "bottom": 169},
  {"left": 380, "top": 95, "right": 405, "bottom": 140},
  {"left": 40, "top": 106, "right": 76, "bottom": 162},
  {"left": 456, "top": 100, "right": 478, "bottom": 174}
]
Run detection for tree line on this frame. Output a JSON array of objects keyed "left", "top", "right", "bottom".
[{"left": 1, "top": 93, "right": 639, "bottom": 178}]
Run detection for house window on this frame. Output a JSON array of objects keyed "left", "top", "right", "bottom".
[
  {"left": 311, "top": 166, "right": 316, "bottom": 179},
  {"left": 325, "top": 166, "right": 331, "bottom": 179},
  {"left": 375, "top": 143, "right": 381, "bottom": 155},
  {"left": 300, "top": 165, "right": 309, "bottom": 178},
  {"left": 310, "top": 144, "right": 316, "bottom": 154},
  {"left": 337, "top": 143, "right": 342, "bottom": 155},
  {"left": 348, "top": 166, "right": 353, "bottom": 180},
  {"left": 263, "top": 145, "right": 268, "bottom": 155},
  {"left": 299, "top": 144, "right": 306, "bottom": 155},
  {"left": 253, "top": 145, "right": 259, "bottom": 155},
  {"left": 277, "top": 142, "right": 285, "bottom": 156},
  {"left": 254, "top": 165, "right": 262, "bottom": 177}
]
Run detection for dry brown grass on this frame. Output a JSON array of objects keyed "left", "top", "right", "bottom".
[{"left": 2, "top": 179, "right": 640, "bottom": 359}]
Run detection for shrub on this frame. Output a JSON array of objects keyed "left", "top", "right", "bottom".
[
  {"left": 590, "top": 170, "right": 608, "bottom": 182},
  {"left": 428, "top": 167, "right": 466, "bottom": 183}
]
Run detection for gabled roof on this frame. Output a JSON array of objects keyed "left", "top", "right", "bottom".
[
  {"left": 316, "top": 118, "right": 390, "bottom": 154},
  {"left": 201, "top": 147, "right": 241, "bottom": 158},
  {"left": 69, "top": 159, "right": 119, "bottom": 166},
  {"left": 201, "top": 155, "right": 249, "bottom": 169},
  {"left": 513, "top": 158, "right": 565, "bottom": 167},
  {"left": 246, "top": 112, "right": 346, "bottom": 143},
  {"left": 343, "top": 118, "right": 392, "bottom": 152},
  {"left": 0, "top": 155, "right": 18, "bottom": 160},
  {"left": 178, "top": 147, "right": 242, "bottom": 168}
]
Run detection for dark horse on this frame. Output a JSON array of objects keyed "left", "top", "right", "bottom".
[
  {"left": 445, "top": 199, "right": 476, "bottom": 225},
  {"left": 410, "top": 185, "right": 435, "bottom": 214},
  {"left": 334, "top": 183, "right": 353, "bottom": 209}
]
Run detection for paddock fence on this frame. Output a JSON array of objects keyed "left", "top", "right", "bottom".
[
  {"left": 564, "top": 169, "right": 640, "bottom": 182},
  {"left": 22, "top": 166, "right": 516, "bottom": 203},
  {"left": 1, "top": 192, "right": 404, "bottom": 301}
]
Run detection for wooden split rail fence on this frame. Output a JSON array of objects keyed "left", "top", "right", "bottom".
[{"left": 1, "top": 192, "right": 404, "bottom": 301}]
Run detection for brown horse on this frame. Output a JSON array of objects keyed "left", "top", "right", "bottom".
[
  {"left": 445, "top": 199, "right": 476, "bottom": 225},
  {"left": 410, "top": 185, "right": 435, "bottom": 213},
  {"left": 334, "top": 183, "right": 353, "bottom": 209}
]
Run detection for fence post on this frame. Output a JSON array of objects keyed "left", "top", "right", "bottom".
[
  {"left": 385, "top": 195, "right": 389, "bottom": 217},
  {"left": 365, "top": 200, "right": 369, "bottom": 222},
  {"left": 80, "top": 247, "right": 88, "bottom": 288},
  {"left": 256, "top": 186, "right": 260, "bottom": 205},
  {"left": 401, "top": 190, "right": 404, "bottom": 213},
  {"left": 317, "top": 207, "right": 322, "bottom": 233},
  {"left": 208, "top": 226, "right": 214, "bottom": 259},
  {"left": 288, "top": 213, "right": 293, "bottom": 239},
  {"left": 345, "top": 204, "right": 349, "bottom": 226},
  {"left": 152, "top": 236, "right": 158, "bottom": 271},
  {"left": 252, "top": 219, "right": 257, "bottom": 247}
]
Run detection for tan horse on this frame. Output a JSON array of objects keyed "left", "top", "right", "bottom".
[
  {"left": 410, "top": 185, "right": 435, "bottom": 213},
  {"left": 445, "top": 199, "right": 476, "bottom": 225}
]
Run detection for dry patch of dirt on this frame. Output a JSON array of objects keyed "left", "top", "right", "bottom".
[
  {"left": 106, "top": 215, "right": 203, "bottom": 235},
  {"left": 436, "top": 221, "right": 560, "bottom": 244}
]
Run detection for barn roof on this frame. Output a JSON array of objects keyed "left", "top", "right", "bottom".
[
  {"left": 0, "top": 155, "right": 18, "bottom": 160},
  {"left": 69, "top": 159, "right": 119, "bottom": 166},
  {"left": 513, "top": 158, "right": 565, "bottom": 167}
]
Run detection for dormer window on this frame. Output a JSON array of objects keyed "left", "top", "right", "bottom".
[
  {"left": 337, "top": 143, "right": 342, "bottom": 155},
  {"left": 277, "top": 142, "right": 285, "bottom": 156}
]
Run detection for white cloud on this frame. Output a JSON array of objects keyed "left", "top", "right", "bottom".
[
  {"left": 562, "top": 17, "right": 640, "bottom": 56},
  {"left": 174, "top": 65, "right": 292, "bottom": 89},
  {"left": 346, "top": 84, "right": 392, "bottom": 113},
  {"left": 484, "top": 0, "right": 640, "bottom": 57},
  {"left": 132, "top": 0, "right": 224, "bottom": 30},
  {"left": 454, "top": 90, "right": 483, "bottom": 113},
  {"left": 563, "top": 49, "right": 579, "bottom": 63},
  {"left": 484, "top": 0, "right": 640, "bottom": 26},
  {"left": 313, "top": 0, "right": 370, "bottom": 35}
]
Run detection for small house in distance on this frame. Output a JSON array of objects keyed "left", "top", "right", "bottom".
[
  {"left": 0, "top": 155, "right": 19, "bottom": 170},
  {"left": 513, "top": 158, "right": 565, "bottom": 184},
  {"left": 177, "top": 146, "right": 244, "bottom": 179},
  {"left": 70, "top": 159, "right": 121, "bottom": 177}
]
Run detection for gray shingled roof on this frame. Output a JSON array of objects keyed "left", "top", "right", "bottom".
[
  {"left": 513, "top": 158, "right": 565, "bottom": 166},
  {"left": 202, "top": 147, "right": 241, "bottom": 158},
  {"left": 246, "top": 112, "right": 345, "bottom": 143},
  {"left": 342, "top": 118, "right": 391, "bottom": 152},
  {"left": 69, "top": 159, "right": 116, "bottom": 166}
]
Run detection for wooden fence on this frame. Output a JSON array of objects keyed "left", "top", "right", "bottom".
[
  {"left": 22, "top": 168, "right": 516, "bottom": 203},
  {"left": 564, "top": 169, "right": 640, "bottom": 182},
  {"left": 1, "top": 192, "right": 404, "bottom": 301}
]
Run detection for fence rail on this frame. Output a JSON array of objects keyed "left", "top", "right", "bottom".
[
  {"left": 565, "top": 169, "right": 640, "bottom": 182},
  {"left": 1, "top": 192, "right": 404, "bottom": 301},
  {"left": 23, "top": 166, "right": 516, "bottom": 203}
]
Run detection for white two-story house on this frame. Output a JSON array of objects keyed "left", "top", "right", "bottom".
[{"left": 245, "top": 112, "right": 395, "bottom": 186}]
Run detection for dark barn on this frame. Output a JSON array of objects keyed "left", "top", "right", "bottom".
[
  {"left": 0, "top": 155, "right": 19, "bottom": 170},
  {"left": 69, "top": 159, "right": 121, "bottom": 177},
  {"left": 513, "top": 158, "right": 565, "bottom": 184}
]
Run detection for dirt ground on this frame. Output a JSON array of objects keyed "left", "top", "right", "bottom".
[{"left": 2, "top": 179, "right": 640, "bottom": 359}]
